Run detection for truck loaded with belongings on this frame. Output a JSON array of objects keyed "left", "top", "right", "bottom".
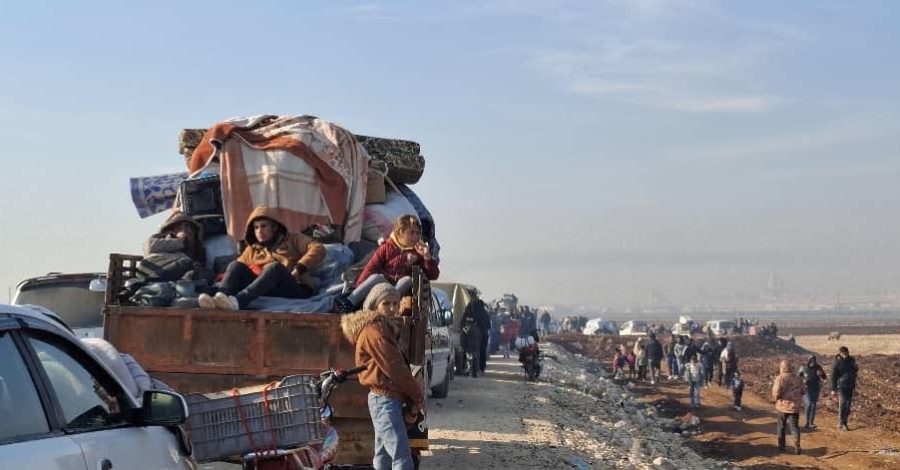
[{"left": 109, "top": 114, "right": 438, "bottom": 464}]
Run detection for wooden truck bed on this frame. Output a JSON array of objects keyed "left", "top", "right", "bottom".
[{"left": 102, "top": 254, "right": 429, "bottom": 464}]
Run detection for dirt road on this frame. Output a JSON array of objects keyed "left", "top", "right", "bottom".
[
  {"left": 633, "top": 379, "right": 900, "bottom": 469},
  {"left": 424, "top": 356, "right": 603, "bottom": 468}
]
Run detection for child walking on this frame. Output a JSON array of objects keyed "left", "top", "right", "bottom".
[
  {"left": 732, "top": 371, "right": 745, "bottom": 411},
  {"left": 684, "top": 354, "right": 703, "bottom": 408}
]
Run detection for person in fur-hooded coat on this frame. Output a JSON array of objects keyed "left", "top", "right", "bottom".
[{"left": 341, "top": 283, "right": 423, "bottom": 470}]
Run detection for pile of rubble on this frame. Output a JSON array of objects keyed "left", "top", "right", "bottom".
[{"left": 541, "top": 343, "right": 730, "bottom": 469}]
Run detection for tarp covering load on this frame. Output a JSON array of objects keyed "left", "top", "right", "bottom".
[{"left": 187, "top": 115, "right": 368, "bottom": 243}]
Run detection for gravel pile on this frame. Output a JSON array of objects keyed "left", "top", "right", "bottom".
[{"left": 541, "top": 342, "right": 731, "bottom": 469}]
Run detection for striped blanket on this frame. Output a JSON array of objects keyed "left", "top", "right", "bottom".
[{"left": 189, "top": 115, "right": 368, "bottom": 243}]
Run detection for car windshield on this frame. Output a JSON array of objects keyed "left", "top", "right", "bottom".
[{"left": 14, "top": 280, "right": 104, "bottom": 328}]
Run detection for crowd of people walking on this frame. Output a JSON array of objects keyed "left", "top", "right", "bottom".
[{"left": 609, "top": 331, "right": 860, "bottom": 456}]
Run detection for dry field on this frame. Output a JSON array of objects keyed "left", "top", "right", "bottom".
[{"left": 793, "top": 334, "right": 900, "bottom": 356}]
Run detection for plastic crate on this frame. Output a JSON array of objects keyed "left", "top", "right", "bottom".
[
  {"left": 185, "top": 375, "right": 324, "bottom": 462},
  {"left": 180, "top": 175, "right": 223, "bottom": 216}
]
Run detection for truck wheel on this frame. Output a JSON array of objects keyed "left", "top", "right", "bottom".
[{"left": 431, "top": 363, "right": 450, "bottom": 398}]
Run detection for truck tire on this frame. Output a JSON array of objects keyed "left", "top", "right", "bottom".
[{"left": 431, "top": 362, "right": 450, "bottom": 398}]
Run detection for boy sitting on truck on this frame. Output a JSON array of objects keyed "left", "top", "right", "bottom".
[
  {"left": 341, "top": 283, "right": 424, "bottom": 470},
  {"left": 198, "top": 205, "right": 325, "bottom": 310}
]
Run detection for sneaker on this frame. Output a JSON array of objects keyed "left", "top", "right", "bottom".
[
  {"left": 213, "top": 292, "right": 240, "bottom": 311},
  {"left": 198, "top": 293, "right": 216, "bottom": 309},
  {"left": 840, "top": 425, "right": 849, "bottom": 432},
  {"left": 794, "top": 446, "right": 801, "bottom": 455}
]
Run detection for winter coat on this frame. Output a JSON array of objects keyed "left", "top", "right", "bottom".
[
  {"left": 831, "top": 354, "right": 859, "bottom": 392},
  {"left": 520, "top": 311, "right": 537, "bottom": 337},
  {"left": 646, "top": 339, "right": 664, "bottom": 363},
  {"left": 236, "top": 206, "right": 326, "bottom": 288},
  {"left": 720, "top": 343, "right": 738, "bottom": 367},
  {"left": 683, "top": 362, "right": 703, "bottom": 383},
  {"left": 356, "top": 234, "right": 440, "bottom": 287},
  {"left": 798, "top": 358, "right": 827, "bottom": 393},
  {"left": 682, "top": 343, "right": 699, "bottom": 363},
  {"left": 464, "top": 299, "right": 491, "bottom": 334},
  {"left": 460, "top": 323, "right": 482, "bottom": 354},
  {"left": 731, "top": 377, "right": 744, "bottom": 394},
  {"left": 772, "top": 360, "right": 805, "bottom": 414},
  {"left": 143, "top": 211, "right": 207, "bottom": 264},
  {"left": 673, "top": 343, "right": 687, "bottom": 361},
  {"left": 341, "top": 309, "right": 423, "bottom": 404},
  {"left": 700, "top": 346, "right": 715, "bottom": 369}
]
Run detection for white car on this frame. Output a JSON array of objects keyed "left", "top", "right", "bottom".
[
  {"left": 583, "top": 318, "right": 618, "bottom": 335},
  {"left": 0, "top": 304, "right": 195, "bottom": 470},
  {"left": 619, "top": 320, "right": 649, "bottom": 336},
  {"left": 706, "top": 320, "right": 735, "bottom": 336}
]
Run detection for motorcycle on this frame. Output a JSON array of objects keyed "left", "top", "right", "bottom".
[{"left": 519, "top": 346, "right": 542, "bottom": 381}]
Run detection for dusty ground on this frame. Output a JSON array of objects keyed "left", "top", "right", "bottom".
[
  {"left": 550, "top": 333, "right": 900, "bottom": 469},
  {"left": 632, "top": 378, "right": 900, "bottom": 469},
  {"left": 424, "top": 357, "right": 619, "bottom": 469},
  {"left": 793, "top": 334, "right": 900, "bottom": 356}
]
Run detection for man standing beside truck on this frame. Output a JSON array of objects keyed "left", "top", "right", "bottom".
[{"left": 342, "top": 283, "right": 424, "bottom": 470}]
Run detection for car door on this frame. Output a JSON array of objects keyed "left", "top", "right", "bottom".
[
  {"left": 0, "top": 327, "right": 87, "bottom": 470},
  {"left": 21, "top": 329, "right": 191, "bottom": 470}
]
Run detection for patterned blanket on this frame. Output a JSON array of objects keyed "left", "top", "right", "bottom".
[
  {"left": 130, "top": 172, "right": 189, "bottom": 218},
  {"left": 189, "top": 115, "right": 368, "bottom": 243}
]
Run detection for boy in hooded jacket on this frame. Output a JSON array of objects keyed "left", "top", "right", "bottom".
[
  {"left": 341, "top": 283, "right": 424, "bottom": 470},
  {"left": 199, "top": 206, "right": 325, "bottom": 310},
  {"left": 798, "top": 355, "right": 827, "bottom": 429},
  {"left": 772, "top": 360, "right": 805, "bottom": 455}
]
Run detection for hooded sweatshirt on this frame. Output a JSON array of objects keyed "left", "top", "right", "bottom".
[
  {"left": 772, "top": 360, "right": 805, "bottom": 414},
  {"left": 143, "top": 211, "right": 206, "bottom": 264},
  {"left": 341, "top": 310, "right": 424, "bottom": 404},
  {"left": 356, "top": 233, "right": 440, "bottom": 287},
  {"left": 236, "top": 206, "right": 326, "bottom": 285}
]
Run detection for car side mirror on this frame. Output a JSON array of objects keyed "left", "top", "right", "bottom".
[
  {"left": 89, "top": 278, "right": 107, "bottom": 292},
  {"left": 442, "top": 310, "right": 454, "bottom": 327},
  {"left": 141, "top": 390, "right": 188, "bottom": 426}
]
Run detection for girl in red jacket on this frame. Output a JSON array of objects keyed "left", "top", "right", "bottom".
[{"left": 335, "top": 215, "right": 440, "bottom": 312}]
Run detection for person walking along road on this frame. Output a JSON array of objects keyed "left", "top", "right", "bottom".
[
  {"left": 772, "top": 359, "right": 805, "bottom": 455},
  {"left": 831, "top": 346, "right": 859, "bottom": 432},
  {"left": 798, "top": 355, "right": 827, "bottom": 429}
]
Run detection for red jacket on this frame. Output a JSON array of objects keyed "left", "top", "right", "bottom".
[{"left": 356, "top": 238, "right": 440, "bottom": 286}]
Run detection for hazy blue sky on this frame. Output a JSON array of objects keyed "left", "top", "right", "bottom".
[{"left": 2, "top": 1, "right": 899, "bottom": 307}]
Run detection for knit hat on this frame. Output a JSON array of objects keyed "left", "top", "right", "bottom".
[{"left": 363, "top": 283, "right": 400, "bottom": 311}]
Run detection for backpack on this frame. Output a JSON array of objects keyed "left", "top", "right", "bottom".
[{"left": 137, "top": 253, "right": 195, "bottom": 282}]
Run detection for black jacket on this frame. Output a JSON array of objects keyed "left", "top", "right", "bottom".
[
  {"left": 646, "top": 339, "right": 664, "bottom": 362},
  {"left": 460, "top": 324, "right": 482, "bottom": 353},
  {"left": 831, "top": 355, "right": 858, "bottom": 392},
  {"left": 464, "top": 299, "right": 491, "bottom": 334}
]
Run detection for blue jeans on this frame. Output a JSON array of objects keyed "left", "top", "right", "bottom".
[
  {"left": 368, "top": 393, "right": 413, "bottom": 470},
  {"left": 805, "top": 389, "right": 820, "bottom": 426},
  {"left": 689, "top": 381, "right": 701, "bottom": 407},
  {"left": 349, "top": 274, "right": 413, "bottom": 307},
  {"left": 667, "top": 356, "right": 678, "bottom": 377}
]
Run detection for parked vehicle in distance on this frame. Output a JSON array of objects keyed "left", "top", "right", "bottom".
[
  {"left": 12, "top": 273, "right": 106, "bottom": 338},
  {"left": 583, "top": 318, "right": 619, "bottom": 336},
  {"left": 0, "top": 303, "right": 193, "bottom": 470},
  {"left": 619, "top": 320, "right": 649, "bottom": 336},
  {"left": 427, "top": 288, "right": 454, "bottom": 398},
  {"left": 705, "top": 319, "right": 735, "bottom": 336}
]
